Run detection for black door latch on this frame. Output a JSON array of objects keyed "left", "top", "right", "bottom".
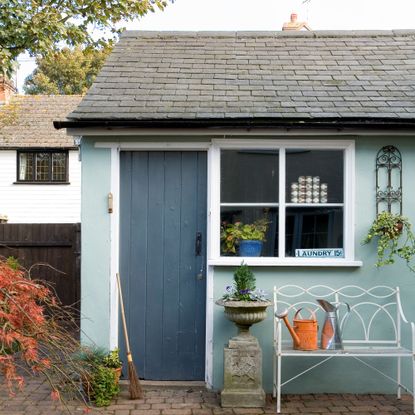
[{"left": 195, "top": 232, "right": 202, "bottom": 256}]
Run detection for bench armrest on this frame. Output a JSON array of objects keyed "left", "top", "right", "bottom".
[{"left": 396, "top": 287, "right": 415, "bottom": 353}]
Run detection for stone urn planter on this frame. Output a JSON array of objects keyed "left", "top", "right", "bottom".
[
  {"left": 216, "top": 299, "right": 271, "bottom": 338},
  {"left": 216, "top": 299, "right": 272, "bottom": 408}
]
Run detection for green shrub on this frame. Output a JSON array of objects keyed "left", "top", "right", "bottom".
[{"left": 89, "top": 366, "right": 119, "bottom": 407}]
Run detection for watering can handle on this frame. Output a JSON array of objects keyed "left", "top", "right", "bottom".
[{"left": 294, "top": 307, "right": 317, "bottom": 321}]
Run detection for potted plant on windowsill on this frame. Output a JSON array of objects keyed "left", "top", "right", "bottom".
[
  {"left": 363, "top": 211, "right": 415, "bottom": 271},
  {"left": 220, "top": 218, "right": 270, "bottom": 257},
  {"left": 215, "top": 263, "right": 271, "bottom": 336}
]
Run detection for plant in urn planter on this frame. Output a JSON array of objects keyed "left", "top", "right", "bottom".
[
  {"left": 215, "top": 263, "right": 271, "bottom": 408},
  {"left": 216, "top": 263, "right": 271, "bottom": 335},
  {"left": 363, "top": 211, "right": 415, "bottom": 271}
]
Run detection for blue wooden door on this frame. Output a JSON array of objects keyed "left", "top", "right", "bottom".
[{"left": 119, "top": 151, "right": 207, "bottom": 380}]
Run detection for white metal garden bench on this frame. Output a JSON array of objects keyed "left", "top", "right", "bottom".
[{"left": 273, "top": 285, "right": 415, "bottom": 414}]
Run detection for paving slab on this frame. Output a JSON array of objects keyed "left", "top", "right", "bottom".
[{"left": 0, "top": 378, "right": 413, "bottom": 414}]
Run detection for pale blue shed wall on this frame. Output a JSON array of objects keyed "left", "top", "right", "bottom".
[
  {"left": 80, "top": 134, "right": 415, "bottom": 393},
  {"left": 213, "top": 135, "right": 415, "bottom": 393},
  {"left": 80, "top": 139, "right": 112, "bottom": 348}
]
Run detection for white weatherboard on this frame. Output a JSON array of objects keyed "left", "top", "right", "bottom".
[{"left": 295, "top": 248, "right": 344, "bottom": 258}]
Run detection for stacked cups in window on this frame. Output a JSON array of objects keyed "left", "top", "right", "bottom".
[
  {"left": 291, "top": 176, "right": 325, "bottom": 203},
  {"left": 312, "top": 176, "right": 320, "bottom": 203},
  {"left": 321, "top": 183, "right": 328, "bottom": 203},
  {"left": 291, "top": 182, "right": 299, "bottom": 203}
]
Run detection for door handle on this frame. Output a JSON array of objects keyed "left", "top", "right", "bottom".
[{"left": 195, "top": 232, "right": 202, "bottom": 256}]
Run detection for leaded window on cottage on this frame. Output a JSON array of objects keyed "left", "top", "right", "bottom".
[
  {"left": 218, "top": 142, "right": 350, "bottom": 260},
  {"left": 17, "top": 151, "right": 68, "bottom": 182}
]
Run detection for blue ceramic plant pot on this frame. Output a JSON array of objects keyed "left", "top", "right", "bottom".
[{"left": 239, "top": 240, "right": 263, "bottom": 257}]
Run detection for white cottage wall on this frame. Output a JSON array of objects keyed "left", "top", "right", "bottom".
[{"left": 0, "top": 150, "right": 81, "bottom": 223}]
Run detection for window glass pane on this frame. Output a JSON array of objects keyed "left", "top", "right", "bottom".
[
  {"left": 221, "top": 207, "right": 278, "bottom": 257},
  {"left": 285, "top": 206, "right": 343, "bottom": 257},
  {"left": 35, "top": 153, "right": 50, "bottom": 181},
  {"left": 286, "top": 150, "right": 343, "bottom": 203},
  {"left": 221, "top": 150, "right": 279, "bottom": 203},
  {"left": 19, "top": 153, "right": 34, "bottom": 181},
  {"left": 52, "top": 153, "right": 66, "bottom": 181}
]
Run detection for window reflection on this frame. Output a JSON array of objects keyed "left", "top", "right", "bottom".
[
  {"left": 285, "top": 207, "right": 343, "bottom": 257},
  {"left": 221, "top": 150, "right": 279, "bottom": 203}
]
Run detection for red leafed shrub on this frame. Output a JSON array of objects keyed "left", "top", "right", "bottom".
[{"left": 0, "top": 257, "right": 88, "bottom": 404}]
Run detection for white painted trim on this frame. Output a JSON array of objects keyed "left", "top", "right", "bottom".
[
  {"left": 209, "top": 145, "right": 221, "bottom": 259},
  {"left": 286, "top": 203, "right": 344, "bottom": 207},
  {"left": 208, "top": 258, "right": 363, "bottom": 267},
  {"left": 212, "top": 138, "right": 355, "bottom": 149},
  {"left": 205, "top": 145, "right": 216, "bottom": 388},
  {"left": 109, "top": 146, "right": 120, "bottom": 349},
  {"left": 94, "top": 143, "right": 119, "bottom": 149},
  {"left": 67, "top": 127, "right": 415, "bottom": 137},
  {"left": 344, "top": 141, "right": 356, "bottom": 261},
  {"left": 95, "top": 142, "right": 211, "bottom": 150},
  {"left": 221, "top": 203, "right": 279, "bottom": 207},
  {"left": 205, "top": 265, "right": 214, "bottom": 388},
  {"left": 278, "top": 147, "right": 286, "bottom": 259}
]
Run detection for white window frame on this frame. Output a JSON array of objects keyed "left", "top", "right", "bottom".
[{"left": 208, "top": 139, "right": 361, "bottom": 267}]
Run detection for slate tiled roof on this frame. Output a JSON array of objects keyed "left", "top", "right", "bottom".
[
  {"left": 0, "top": 95, "right": 82, "bottom": 148},
  {"left": 69, "top": 30, "right": 415, "bottom": 121}
]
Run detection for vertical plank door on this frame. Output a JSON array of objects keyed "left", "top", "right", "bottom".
[{"left": 120, "top": 151, "right": 207, "bottom": 380}]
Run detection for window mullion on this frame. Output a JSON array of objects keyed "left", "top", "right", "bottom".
[
  {"left": 278, "top": 147, "right": 286, "bottom": 259},
  {"left": 49, "top": 153, "right": 53, "bottom": 181},
  {"left": 34, "top": 153, "right": 38, "bottom": 181},
  {"left": 209, "top": 144, "right": 221, "bottom": 259}
]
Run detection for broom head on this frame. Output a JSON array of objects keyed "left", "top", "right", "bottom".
[{"left": 127, "top": 353, "right": 143, "bottom": 400}]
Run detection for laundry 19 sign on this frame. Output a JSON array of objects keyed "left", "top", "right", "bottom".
[{"left": 295, "top": 248, "right": 344, "bottom": 258}]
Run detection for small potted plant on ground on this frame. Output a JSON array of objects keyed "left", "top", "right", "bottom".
[
  {"left": 215, "top": 263, "right": 271, "bottom": 336},
  {"left": 364, "top": 211, "right": 415, "bottom": 271},
  {"left": 103, "top": 348, "right": 122, "bottom": 384},
  {"left": 75, "top": 346, "right": 121, "bottom": 407},
  {"left": 221, "top": 218, "right": 270, "bottom": 257}
]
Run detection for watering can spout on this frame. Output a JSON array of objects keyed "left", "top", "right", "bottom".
[
  {"left": 316, "top": 299, "right": 336, "bottom": 312},
  {"left": 275, "top": 308, "right": 301, "bottom": 348}
]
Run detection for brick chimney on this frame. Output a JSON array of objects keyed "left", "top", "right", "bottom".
[
  {"left": 282, "top": 13, "right": 312, "bottom": 31},
  {"left": 0, "top": 77, "right": 17, "bottom": 105}
]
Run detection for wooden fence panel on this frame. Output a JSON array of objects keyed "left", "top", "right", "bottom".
[{"left": 0, "top": 223, "right": 80, "bottom": 310}]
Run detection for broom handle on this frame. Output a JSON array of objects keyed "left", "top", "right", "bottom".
[{"left": 116, "top": 273, "right": 132, "bottom": 356}]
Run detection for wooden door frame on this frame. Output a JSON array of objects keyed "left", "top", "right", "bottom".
[{"left": 95, "top": 141, "right": 213, "bottom": 387}]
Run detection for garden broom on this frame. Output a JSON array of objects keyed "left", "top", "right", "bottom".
[{"left": 116, "top": 273, "right": 143, "bottom": 399}]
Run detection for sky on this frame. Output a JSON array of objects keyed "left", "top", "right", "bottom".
[{"left": 15, "top": 0, "right": 415, "bottom": 92}]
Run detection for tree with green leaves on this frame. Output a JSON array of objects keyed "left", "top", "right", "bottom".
[
  {"left": 0, "top": 0, "right": 171, "bottom": 76},
  {"left": 23, "top": 46, "right": 112, "bottom": 95}
]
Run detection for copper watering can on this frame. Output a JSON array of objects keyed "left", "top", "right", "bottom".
[
  {"left": 317, "top": 299, "right": 350, "bottom": 350},
  {"left": 276, "top": 308, "right": 318, "bottom": 351}
]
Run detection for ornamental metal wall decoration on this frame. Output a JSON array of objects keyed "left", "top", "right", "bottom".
[{"left": 376, "top": 145, "right": 402, "bottom": 214}]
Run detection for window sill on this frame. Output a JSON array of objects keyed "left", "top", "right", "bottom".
[
  {"left": 13, "top": 181, "right": 71, "bottom": 185},
  {"left": 208, "top": 257, "right": 363, "bottom": 267}
]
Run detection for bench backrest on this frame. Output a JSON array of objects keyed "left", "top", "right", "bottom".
[{"left": 274, "top": 285, "right": 405, "bottom": 347}]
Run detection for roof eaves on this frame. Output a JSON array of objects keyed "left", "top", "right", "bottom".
[{"left": 54, "top": 116, "right": 415, "bottom": 131}]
